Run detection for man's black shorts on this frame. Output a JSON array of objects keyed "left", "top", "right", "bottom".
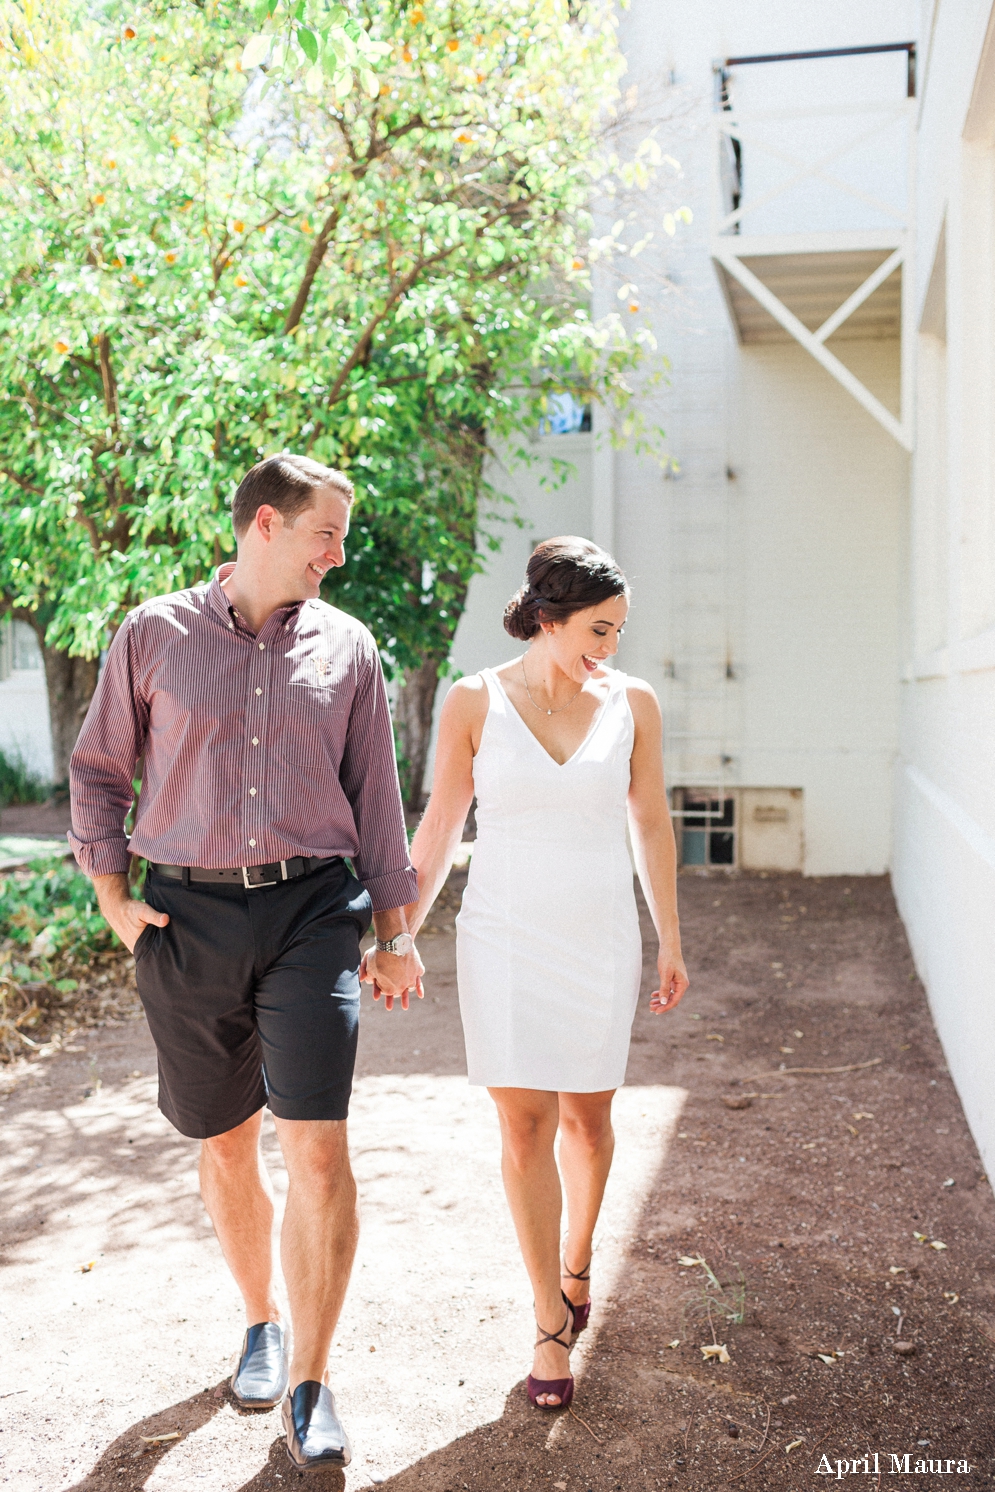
[{"left": 134, "top": 860, "right": 373, "bottom": 1139}]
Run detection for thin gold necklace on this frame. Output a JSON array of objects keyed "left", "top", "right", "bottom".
[{"left": 521, "top": 656, "right": 584, "bottom": 716}]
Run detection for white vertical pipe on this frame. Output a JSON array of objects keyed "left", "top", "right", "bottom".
[
  {"left": 901, "top": 98, "right": 917, "bottom": 444},
  {"left": 591, "top": 402, "right": 615, "bottom": 554}
]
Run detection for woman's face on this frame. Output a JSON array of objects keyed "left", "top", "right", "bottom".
[{"left": 540, "top": 592, "right": 629, "bottom": 681}]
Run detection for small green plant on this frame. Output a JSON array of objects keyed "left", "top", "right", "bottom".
[
  {"left": 0, "top": 747, "right": 50, "bottom": 808},
  {"left": 0, "top": 856, "right": 115, "bottom": 963},
  {"left": 679, "top": 1254, "right": 748, "bottom": 1336},
  {"left": 0, "top": 856, "right": 129, "bottom": 1059}
]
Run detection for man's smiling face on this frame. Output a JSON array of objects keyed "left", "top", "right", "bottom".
[{"left": 267, "top": 485, "right": 352, "bottom": 602}]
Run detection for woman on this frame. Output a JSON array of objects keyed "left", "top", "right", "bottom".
[{"left": 405, "top": 537, "right": 689, "bottom": 1409}]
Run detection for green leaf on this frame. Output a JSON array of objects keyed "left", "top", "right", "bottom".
[
  {"left": 241, "top": 33, "right": 272, "bottom": 70},
  {"left": 360, "top": 66, "right": 378, "bottom": 99},
  {"left": 297, "top": 26, "right": 318, "bottom": 63}
]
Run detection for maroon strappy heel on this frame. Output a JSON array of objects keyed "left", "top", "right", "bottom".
[
  {"left": 561, "top": 1257, "right": 592, "bottom": 1336},
  {"left": 526, "top": 1312, "right": 574, "bottom": 1411}
]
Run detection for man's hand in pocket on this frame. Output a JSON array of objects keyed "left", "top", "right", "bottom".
[{"left": 93, "top": 872, "right": 169, "bottom": 954}]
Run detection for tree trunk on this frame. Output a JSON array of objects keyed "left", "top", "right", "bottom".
[
  {"left": 38, "top": 642, "right": 100, "bottom": 786},
  {"left": 393, "top": 657, "right": 443, "bottom": 813}
]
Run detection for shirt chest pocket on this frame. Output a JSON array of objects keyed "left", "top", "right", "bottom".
[{"left": 285, "top": 658, "right": 351, "bottom": 715}]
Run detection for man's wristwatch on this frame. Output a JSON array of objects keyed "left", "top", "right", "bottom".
[{"left": 375, "top": 932, "right": 415, "bottom": 957}]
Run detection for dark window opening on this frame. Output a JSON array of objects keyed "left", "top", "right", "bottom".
[{"left": 677, "top": 793, "right": 736, "bottom": 868}]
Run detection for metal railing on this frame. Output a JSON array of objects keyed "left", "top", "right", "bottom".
[{"left": 708, "top": 46, "right": 916, "bottom": 449}]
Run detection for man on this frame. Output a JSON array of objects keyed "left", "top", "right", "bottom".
[{"left": 69, "top": 454, "right": 423, "bottom": 1472}]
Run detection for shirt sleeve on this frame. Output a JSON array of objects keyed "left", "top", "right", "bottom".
[
  {"left": 338, "top": 633, "right": 418, "bottom": 912},
  {"left": 68, "top": 613, "right": 149, "bottom": 878}
]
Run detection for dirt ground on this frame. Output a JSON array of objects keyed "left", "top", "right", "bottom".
[
  {"left": 1, "top": 870, "right": 994, "bottom": 1492},
  {"left": 0, "top": 800, "right": 74, "bottom": 837}
]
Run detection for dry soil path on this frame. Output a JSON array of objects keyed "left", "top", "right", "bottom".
[{"left": 1, "top": 873, "right": 993, "bottom": 1492}]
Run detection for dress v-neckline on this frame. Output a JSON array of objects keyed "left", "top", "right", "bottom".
[{"left": 488, "top": 667, "right": 616, "bottom": 768}]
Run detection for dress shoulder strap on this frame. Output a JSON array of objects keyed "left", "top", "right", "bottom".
[
  {"left": 605, "top": 669, "right": 635, "bottom": 733},
  {"left": 479, "top": 667, "right": 505, "bottom": 709}
]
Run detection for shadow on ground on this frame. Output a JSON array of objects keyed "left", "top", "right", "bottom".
[
  {"left": 356, "top": 872, "right": 995, "bottom": 1489},
  {"left": 3, "top": 872, "right": 995, "bottom": 1490}
]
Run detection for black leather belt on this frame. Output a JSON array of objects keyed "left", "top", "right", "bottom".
[{"left": 152, "top": 856, "right": 340, "bottom": 889}]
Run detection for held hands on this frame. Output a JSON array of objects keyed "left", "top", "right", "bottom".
[
  {"left": 649, "top": 945, "right": 690, "bottom": 1013},
  {"left": 360, "top": 945, "right": 425, "bottom": 1012},
  {"left": 93, "top": 872, "right": 169, "bottom": 955}
]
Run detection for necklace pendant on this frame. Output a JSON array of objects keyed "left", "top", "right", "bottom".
[{"left": 547, "top": 709, "right": 552, "bottom": 715}]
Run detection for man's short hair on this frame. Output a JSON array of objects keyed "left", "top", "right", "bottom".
[{"left": 230, "top": 454, "right": 354, "bottom": 537}]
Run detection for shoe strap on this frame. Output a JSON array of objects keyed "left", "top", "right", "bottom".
[
  {"left": 534, "top": 1313, "right": 572, "bottom": 1351},
  {"left": 560, "top": 1259, "right": 592, "bottom": 1281}
]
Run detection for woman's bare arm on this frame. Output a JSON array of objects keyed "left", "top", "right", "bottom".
[
  {"left": 404, "top": 676, "right": 486, "bottom": 936},
  {"left": 626, "top": 680, "right": 690, "bottom": 1012}
]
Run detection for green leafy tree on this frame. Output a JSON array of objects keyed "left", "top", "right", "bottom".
[{"left": 0, "top": 0, "right": 675, "bottom": 797}]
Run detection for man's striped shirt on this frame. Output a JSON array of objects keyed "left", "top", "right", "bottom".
[{"left": 69, "top": 565, "right": 417, "bottom": 912}]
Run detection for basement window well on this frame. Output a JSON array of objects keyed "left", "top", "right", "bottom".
[
  {"left": 672, "top": 787, "right": 805, "bottom": 871},
  {"left": 676, "top": 793, "right": 736, "bottom": 867}
]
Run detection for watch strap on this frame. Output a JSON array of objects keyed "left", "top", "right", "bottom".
[{"left": 375, "top": 932, "right": 414, "bottom": 956}]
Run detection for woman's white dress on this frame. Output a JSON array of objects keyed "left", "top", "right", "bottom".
[{"left": 456, "top": 666, "right": 643, "bottom": 1092}]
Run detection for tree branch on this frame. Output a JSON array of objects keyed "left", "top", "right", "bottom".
[
  {"left": 74, "top": 510, "right": 102, "bottom": 554},
  {"left": 282, "top": 110, "right": 430, "bottom": 337},
  {"left": 0, "top": 461, "right": 106, "bottom": 555},
  {"left": 0, "top": 467, "right": 44, "bottom": 496},
  {"left": 325, "top": 201, "right": 531, "bottom": 407},
  {"left": 97, "top": 332, "right": 119, "bottom": 428},
  {"left": 325, "top": 252, "right": 446, "bottom": 405},
  {"left": 284, "top": 203, "right": 343, "bottom": 333}
]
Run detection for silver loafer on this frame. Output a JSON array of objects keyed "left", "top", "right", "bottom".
[
  {"left": 283, "top": 1381, "right": 352, "bottom": 1469},
  {"left": 231, "top": 1321, "right": 289, "bottom": 1408}
]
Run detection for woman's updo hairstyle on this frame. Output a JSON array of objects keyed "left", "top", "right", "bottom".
[{"left": 503, "top": 537, "right": 629, "bottom": 642}]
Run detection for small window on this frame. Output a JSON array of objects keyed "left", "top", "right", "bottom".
[
  {"left": 539, "top": 392, "right": 591, "bottom": 435},
  {"left": 13, "top": 621, "right": 42, "bottom": 672},
  {"left": 673, "top": 790, "right": 736, "bottom": 868}
]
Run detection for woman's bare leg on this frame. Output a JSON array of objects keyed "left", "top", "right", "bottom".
[
  {"left": 557, "top": 1090, "right": 616, "bottom": 1308},
  {"left": 488, "top": 1087, "right": 571, "bottom": 1404}
]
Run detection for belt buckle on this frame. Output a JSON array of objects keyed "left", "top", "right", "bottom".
[{"left": 242, "top": 863, "right": 282, "bottom": 889}]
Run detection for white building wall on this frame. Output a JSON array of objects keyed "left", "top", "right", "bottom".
[
  {"left": 892, "top": 0, "right": 995, "bottom": 1176},
  {"left": 732, "top": 343, "right": 906, "bottom": 875},
  {"left": 0, "top": 621, "right": 54, "bottom": 782},
  {"left": 0, "top": 674, "right": 53, "bottom": 782},
  {"left": 448, "top": 0, "right": 913, "bottom": 877},
  {"left": 448, "top": 434, "right": 594, "bottom": 681}
]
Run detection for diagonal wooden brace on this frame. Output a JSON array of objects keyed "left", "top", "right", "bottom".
[{"left": 713, "top": 247, "right": 911, "bottom": 449}]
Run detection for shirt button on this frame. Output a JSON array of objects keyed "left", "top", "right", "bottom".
[
  {"left": 248, "top": 839, "right": 256, "bottom": 848},
  {"left": 228, "top": 621, "right": 234, "bottom": 629},
  {"left": 252, "top": 737, "right": 259, "bottom": 746},
  {"left": 249, "top": 788, "right": 257, "bottom": 796},
  {"left": 255, "top": 687, "right": 262, "bottom": 696},
  {"left": 259, "top": 643, "right": 265, "bottom": 650}
]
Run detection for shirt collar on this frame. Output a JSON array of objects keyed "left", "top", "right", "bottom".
[{"left": 208, "top": 563, "right": 308, "bottom": 631}]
